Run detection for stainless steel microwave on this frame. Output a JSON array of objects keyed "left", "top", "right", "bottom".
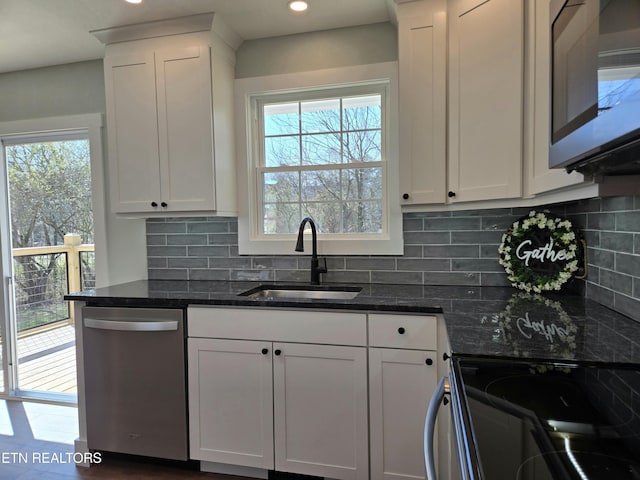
[{"left": 549, "top": 0, "right": 640, "bottom": 176}]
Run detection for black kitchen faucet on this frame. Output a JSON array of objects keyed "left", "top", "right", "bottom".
[{"left": 295, "top": 216, "right": 327, "bottom": 285}]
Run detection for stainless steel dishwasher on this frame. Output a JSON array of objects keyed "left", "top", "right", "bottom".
[{"left": 82, "top": 306, "right": 188, "bottom": 460}]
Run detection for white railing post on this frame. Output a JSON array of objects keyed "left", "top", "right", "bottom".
[{"left": 64, "top": 233, "right": 82, "bottom": 324}]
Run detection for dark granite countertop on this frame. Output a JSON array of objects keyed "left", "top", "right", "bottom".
[{"left": 65, "top": 279, "right": 640, "bottom": 366}]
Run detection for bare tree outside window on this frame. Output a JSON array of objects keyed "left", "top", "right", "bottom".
[
  {"left": 261, "top": 94, "right": 384, "bottom": 235},
  {"left": 8, "top": 141, "right": 93, "bottom": 247},
  {"left": 6, "top": 139, "right": 94, "bottom": 330}
]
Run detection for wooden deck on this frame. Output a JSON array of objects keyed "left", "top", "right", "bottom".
[{"left": 16, "top": 323, "right": 77, "bottom": 396}]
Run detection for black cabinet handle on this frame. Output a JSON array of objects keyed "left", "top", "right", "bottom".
[
  {"left": 448, "top": 191, "right": 456, "bottom": 198},
  {"left": 402, "top": 193, "right": 409, "bottom": 200},
  {"left": 151, "top": 201, "right": 158, "bottom": 207},
  {"left": 161, "top": 202, "right": 168, "bottom": 207},
  {"left": 425, "top": 358, "right": 433, "bottom": 366},
  {"left": 397, "top": 327, "right": 406, "bottom": 335},
  {"left": 274, "top": 349, "right": 282, "bottom": 356},
  {"left": 261, "top": 348, "right": 269, "bottom": 355},
  {"left": 443, "top": 352, "right": 450, "bottom": 361}
]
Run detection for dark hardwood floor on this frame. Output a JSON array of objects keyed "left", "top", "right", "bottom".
[{"left": 0, "top": 400, "right": 247, "bottom": 480}]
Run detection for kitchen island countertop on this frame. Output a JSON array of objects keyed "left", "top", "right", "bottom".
[{"left": 65, "top": 279, "right": 640, "bottom": 366}]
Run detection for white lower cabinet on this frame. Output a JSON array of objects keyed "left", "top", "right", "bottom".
[
  {"left": 187, "top": 308, "right": 440, "bottom": 480},
  {"left": 188, "top": 338, "right": 274, "bottom": 469},
  {"left": 369, "top": 348, "right": 437, "bottom": 480},
  {"left": 187, "top": 307, "right": 369, "bottom": 480},
  {"left": 368, "top": 314, "right": 439, "bottom": 480},
  {"left": 273, "top": 343, "right": 368, "bottom": 479}
]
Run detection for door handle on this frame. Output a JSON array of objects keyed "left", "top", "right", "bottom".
[
  {"left": 424, "top": 376, "right": 450, "bottom": 480},
  {"left": 84, "top": 318, "right": 178, "bottom": 332}
]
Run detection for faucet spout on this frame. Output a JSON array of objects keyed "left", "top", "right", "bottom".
[{"left": 295, "top": 217, "right": 327, "bottom": 285}]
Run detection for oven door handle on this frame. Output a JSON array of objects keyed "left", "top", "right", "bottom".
[{"left": 424, "top": 375, "right": 450, "bottom": 480}]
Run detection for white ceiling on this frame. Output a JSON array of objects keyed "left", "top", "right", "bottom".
[{"left": 0, "top": 0, "right": 395, "bottom": 74}]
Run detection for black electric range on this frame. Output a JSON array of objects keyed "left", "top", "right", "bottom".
[{"left": 451, "top": 356, "right": 640, "bottom": 480}]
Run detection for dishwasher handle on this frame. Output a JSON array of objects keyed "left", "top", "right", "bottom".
[
  {"left": 424, "top": 376, "right": 450, "bottom": 480},
  {"left": 84, "top": 318, "right": 179, "bottom": 332}
]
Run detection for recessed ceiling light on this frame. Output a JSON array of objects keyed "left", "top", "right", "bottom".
[
  {"left": 126, "top": 0, "right": 142, "bottom": 4},
  {"left": 289, "top": 1, "right": 308, "bottom": 12}
]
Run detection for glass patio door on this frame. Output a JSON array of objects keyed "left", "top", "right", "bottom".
[{"left": 0, "top": 131, "right": 95, "bottom": 402}]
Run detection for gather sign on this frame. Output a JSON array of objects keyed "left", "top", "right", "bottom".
[
  {"left": 498, "top": 211, "right": 582, "bottom": 293},
  {"left": 515, "top": 238, "right": 570, "bottom": 267}
]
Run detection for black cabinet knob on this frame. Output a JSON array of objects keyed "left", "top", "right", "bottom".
[
  {"left": 151, "top": 201, "right": 158, "bottom": 207},
  {"left": 448, "top": 191, "right": 456, "bottom": 198},
  {"left": 397, "top": 327, "right": 406, "bottom": 335},
  {"left": 402, "top": 193, "right": 409, "bottom": 200},
  {"left": 443, "top": 352, "right": 450, "bottom": 361},
  {"left": 274, "top": 349, "right": 282, "bottom": 356},
  {"left": 261, "top": 348, "right": 269, "bottom": 355},
  {"left": 161, "top": 202, "right": 168, "bottom": 207},
  {"left": 425, "top": 358, "right": 433, "bottom": 366}
]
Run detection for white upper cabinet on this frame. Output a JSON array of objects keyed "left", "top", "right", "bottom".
[
  {"left": 398, "top": 0, "right": 525, "bottom": 205},
  {"left": 104, "top": 30, "right": 237, "bottom": 216},
  {"left": 397, "top": 0, "right": 591, "bottom": 206},
  {"left": 398, "top": 0, "right": 447, "bottom": 205},
  {"left": 105, "top": 52, "right": 159, "bottom": 213},
  {"left": 448, "top": 0, "right": 524, "bottom": 202}
]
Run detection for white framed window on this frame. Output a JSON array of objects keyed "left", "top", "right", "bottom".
[{"left": 236, "top": 62, "right": 402, "bottom": 255}]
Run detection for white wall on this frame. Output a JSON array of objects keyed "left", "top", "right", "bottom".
[{"left": 235, "top": 22, "right": 398, "bottom": 78}]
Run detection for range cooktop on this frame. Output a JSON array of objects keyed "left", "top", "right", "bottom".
[{"left": 454, "top": 357, "right": 640, "bottom": 479}]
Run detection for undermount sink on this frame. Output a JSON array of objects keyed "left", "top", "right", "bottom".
[{"left": 239, "top": 284, "right": 362, "bottom": 301}]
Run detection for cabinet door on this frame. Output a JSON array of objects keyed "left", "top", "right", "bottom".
[
  {"left": 448, "top": 0, "right": 524, "bottom": 202},
  {"left": 273, "top": 343, "right": 368, "bottom": 480},
  {"left": 398, "top": 0, "right": 447, "bottom": 205},
  {"left": 155, "top": 46, "right": 216, "bottom": 212},
  {"left": 187, "top": 338, "right": 274, "bottom": 469},
  {"left": 369, "top": 348, "right": 438, "bottom": 480},
  {"left": 105, "top": 52, "right": 161, "bottom": 213}
]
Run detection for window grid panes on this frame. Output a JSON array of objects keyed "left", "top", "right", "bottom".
[{"left": 260, "top": 93, "right": 384, "bottom": 235}]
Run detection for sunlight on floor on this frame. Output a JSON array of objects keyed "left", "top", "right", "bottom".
[{"left": 0, "top": 400, "right": 78, "bottom": 444}]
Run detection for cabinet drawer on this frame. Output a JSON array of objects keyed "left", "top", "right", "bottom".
[
  {"left": 368, "top": 314, "right": 437, "bottom": 350},
  {"left": 188, "top": 307, "right": 367, "bottom": 346}
]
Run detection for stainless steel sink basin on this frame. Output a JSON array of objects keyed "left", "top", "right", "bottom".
[{"left": 239, "top": 285, "right": 362, "bottom": 301}]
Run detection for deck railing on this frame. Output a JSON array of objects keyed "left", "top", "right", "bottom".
[{"left": 12, "top": 233, "right": 94, "bottom": 333}]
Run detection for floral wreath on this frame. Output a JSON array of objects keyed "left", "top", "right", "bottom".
[{"left": 498, "top": 210, "right": 581, "bottom": 293}]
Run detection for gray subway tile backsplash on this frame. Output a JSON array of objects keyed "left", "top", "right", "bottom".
[
  {"left": 147, "top": 195, "right": 640, "bottom": 321},
  {"left": 600, "top": 232, "right": 634, "bottom": 253}
]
